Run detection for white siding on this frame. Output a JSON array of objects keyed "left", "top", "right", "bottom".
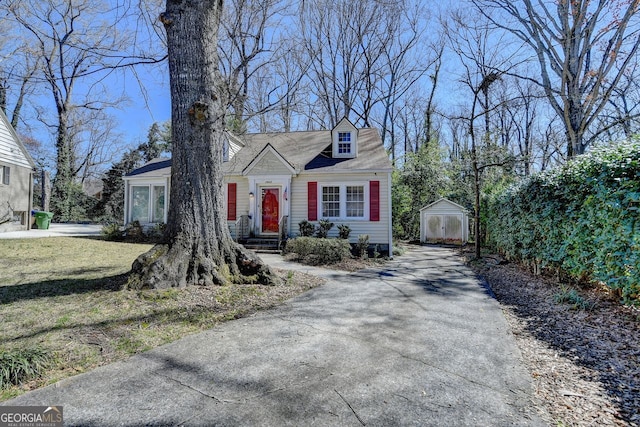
[
  {"left": 290, "top": 172, "right": 391, "bottom": 246},
  {"left": 0, "top": 111, "right": 33, "bottom": 232},
  {"left": 224, "top": 176, "right": 250, "bottom": 218},
  {"left": 245, "top": 151, "right": 292, "bottom": 175},
  {"left": 0, "top": 116, "right": 32, "bottom": 169}
]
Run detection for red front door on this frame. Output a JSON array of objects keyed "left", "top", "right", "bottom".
[{"left": 261, "top": 188, "right": 280, "bottom": 233}]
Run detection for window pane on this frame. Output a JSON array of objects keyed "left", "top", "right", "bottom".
[
  {"left": 152, "top": 186, "right": 165, "bottom": 223},
  {"left": 338, "top": 132, "right": 351, "bottom": 142},
  {"left": 322, "top": 186, "right": 340, "bottom": 217},
  {"left": 337, "top": 132, "right": 352, "bottom": 154},
  {"left": 338, "top": 143, "right": 351, "bottom": 154},
  {"left": 346, "top": 186, "right": 364, "bottom": 217},
  {"left": 2, "top": 166, "right": 9, "bottom": 185},
  {"left": 131, "top": 186, "right": 150, "bottom": 223}
]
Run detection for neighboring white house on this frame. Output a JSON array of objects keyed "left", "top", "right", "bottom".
[
  {"left": 420, "top": 198, "right": 470, "bottom": 245},
  {"left": 123, "top": 118, "right": 394, "bottom": 253},
  {"left": 0, "top": 109, "right": 35, "bottom": 233}
]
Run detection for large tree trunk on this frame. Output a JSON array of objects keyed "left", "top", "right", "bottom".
[{"left": 128, "top": 0, "right": 278, "bottom": 290}]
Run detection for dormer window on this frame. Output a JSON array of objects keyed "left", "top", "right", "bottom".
[
  {"left": 338, "top": 132, "right": 352, "bottom": 154},
  {"left": 332, "top": 117, "right": 358, "bottom": 158}
]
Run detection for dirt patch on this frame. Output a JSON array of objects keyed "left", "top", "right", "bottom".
[
  {"left": 1, "top": 267, "right": 324, "bottom": 401},
  {"left": 468, "top": 255, "right": 640, "bottom": 426}
]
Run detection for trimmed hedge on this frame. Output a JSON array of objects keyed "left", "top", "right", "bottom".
[
  {"left": 486, "top": 139, "right": 640, "bottom": 303},
  {"left": 283, "top": 237, "right": 352, "bottom": 265}
]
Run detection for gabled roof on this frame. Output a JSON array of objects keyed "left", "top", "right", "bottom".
[
  {"left": 224, "top": 127, "right": 391, "bottom": 175},
  {"left": 126, "top": 126, "right": 392, "bottom": 179},
  {"left": 420, "top": 198, "right": 470, "bottom": 213},
  {"left": 242, "top": 143, "right": 296, "bottom": 176},
  {"left": 0, "top": 108, "right": 36, "bottom": 169}
]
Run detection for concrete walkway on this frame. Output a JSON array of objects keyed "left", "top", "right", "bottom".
[
  {"left": 0, "top": 223, "right": 103, "bottom": 239},
  {"left": 3, "top": 246, "right": 544, "bottom": 426}
]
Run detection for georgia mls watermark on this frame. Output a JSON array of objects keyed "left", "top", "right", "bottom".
[{"left": 0, "top": 406, "right": 63, "bottom": 427}]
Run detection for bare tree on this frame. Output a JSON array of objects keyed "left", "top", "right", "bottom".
[
  {"left": 5, "top": 0, "right": 164, "bottom": 220},
  {"left": 472, "top": 0, "right": 640, "bottom": 157},
  {"left": 0, "top": 15, "right": 42, "bottom": 131},
  {"left": 128, "top": 0, "right": 277, "bottom": 289},
  {"left": 375, "top": 1, "right": 435, "bottom": 162},
  {"left": 298, "top": 0, "right": 400, "bottom": 127},
  {"left": 598, "top": 60, "right": 640, "bottom": 140},
  {"left": 218, "top": 0, "right": 290, "bottom": 132},
  {"left": 444, "top": 10, "right": 518, "bottom": 258}
]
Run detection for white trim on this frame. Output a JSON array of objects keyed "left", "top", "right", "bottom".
[
  {"left": 420, "top": 198, "right": 469, "bottom": 213},
  {"left": 256, "top": 184, "right": 282, "bottom": 235},
  {"left": 126, "top": 181, "right": 168, "bottom": 225},
  {"left": 317, "top": 181, "right": 369, "bottom": 221},
  {"left": 331, "top": 117, "right": 359, "bottom": 159},
  {"left": 300, "top": 169, "right": 392, "bottom": 175},
  {"left": 0, "top": 108, "right": 36, "bottom": 169},
  {"left": 247, "top": 175, "right": 291, "bottom": 236},
  {"left": 243, "top": 143, "right": 296, "bottom": 176}
]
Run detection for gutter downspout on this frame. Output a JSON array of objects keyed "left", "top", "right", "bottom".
[{"left": 28, "top": 168, "right": 35, "bottom": 230}]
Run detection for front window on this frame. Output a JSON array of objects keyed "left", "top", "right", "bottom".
[
  {"left": 322, "top": 186, "right": 340, "bottom": 217},
  {"left": 320, "top": 184, "right": 366, "bottom": 219},
  {"left": 131, "top": 184, "right": 165, "bottom": 224},
  {"left": 131, "top": 186, "right": 150, "bottom": 223},
  {"left": 346, "top": 186, "right": 364, "bottom": 217},
  {"left": 152, "top": 185, "right": 165, "bottom": 223}
]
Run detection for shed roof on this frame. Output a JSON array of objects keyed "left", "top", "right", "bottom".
[{"left": 420, "top": 198, "right": 470, "bottom": 213}]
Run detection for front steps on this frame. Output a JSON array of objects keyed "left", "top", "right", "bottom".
[{"left": 241, "top": 237, "right": 281, "bottom": 253}]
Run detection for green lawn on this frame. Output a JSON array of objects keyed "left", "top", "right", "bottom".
[{"left": 0, "top": 237, "right": 321, "bottom": 400}]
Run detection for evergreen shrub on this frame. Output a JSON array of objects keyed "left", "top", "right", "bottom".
[
  {"left": 283, "top": 237, "right": 351, "bottom": 265},
  {"left": 337, "top": 224, "right": 351, "bottom": 239},
  {"left": 485, "top": 139, "right": 640, "bottom": 304},
  {"left": 315, "top": 219, "right": 334, "bottom": 238},
  {"left": 298, "top": 220, "right": 315, "bottom": 237}
]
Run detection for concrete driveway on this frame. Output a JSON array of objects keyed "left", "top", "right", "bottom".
[
  {"left": 0, "top": 223, "right": 103, "bottom": 239},
  {"left": 3, "top": 246, "right": 544, "bottom": 426}
]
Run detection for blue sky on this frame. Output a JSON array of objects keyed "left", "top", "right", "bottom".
[{"left": 112, "top": 67, "right": 171, "bottom": 143}]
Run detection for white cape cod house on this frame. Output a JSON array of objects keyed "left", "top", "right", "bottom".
[
  {"left": 123, "top": 118, "right": 394, "bottom": 253},
  {"left": 0, "top": 109, "right": 35, "bottom": 233}
]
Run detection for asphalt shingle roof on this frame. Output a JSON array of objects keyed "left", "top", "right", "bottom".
[{"left": 126, "top": 128, "right": 391, "bottom": 178}]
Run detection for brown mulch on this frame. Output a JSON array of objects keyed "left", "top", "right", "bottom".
[{"left": 468, "top": 254, "right": 640, "bottom": 426}]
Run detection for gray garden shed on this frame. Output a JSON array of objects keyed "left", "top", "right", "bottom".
[{"left": 420, "top": 198, "right": 470, "bottom": 245}]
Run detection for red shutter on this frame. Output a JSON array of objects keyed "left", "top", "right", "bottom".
[
  {"left": 370, "top": 181, "right": 380, "bottom": 221},
  {"left": 308, "top": 182, "right": 318, "bottom": 221},
  {"left": 227, "top": 183, "right": 237, "bottom": 221}
]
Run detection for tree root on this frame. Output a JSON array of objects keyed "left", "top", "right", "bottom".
[{"left": 126, "top": 242, "right": 280, "bottom": 290}]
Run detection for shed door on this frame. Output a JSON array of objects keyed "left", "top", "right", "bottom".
[
  {"left": 426, "top": 215, "right": 443, "bottom": 240},
  {"left": 425, "top": 214, "right": 463, "bottom": 242},
  {"left": 443, "top": 215, "right": 462, "bottom": 241}
]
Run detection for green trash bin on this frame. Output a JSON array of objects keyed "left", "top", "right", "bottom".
[{"left": 34, "top": 211, "right": 54, "bottom": 230}]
